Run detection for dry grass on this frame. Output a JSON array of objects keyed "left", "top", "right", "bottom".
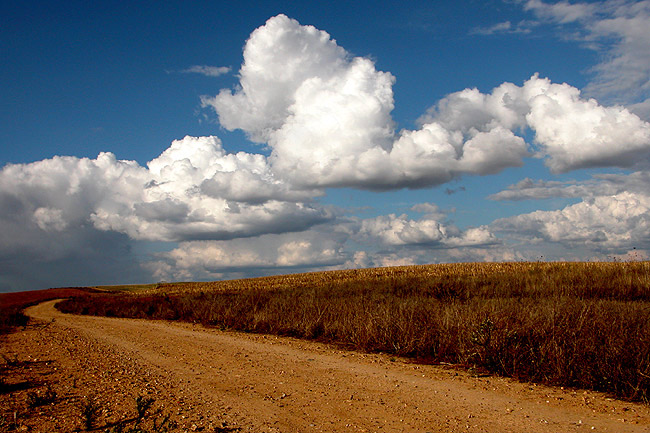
[{"left": 57, "top": 261, "right": 650, "bottom": 403}]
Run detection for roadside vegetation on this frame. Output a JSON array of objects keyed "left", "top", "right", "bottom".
[{"left": 56, "top": 261, "right": 650, "bottom": 403}]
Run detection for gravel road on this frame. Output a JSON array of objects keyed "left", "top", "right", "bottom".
[{"left": 3, "top": 300, "right": 648, "bottom": 432}]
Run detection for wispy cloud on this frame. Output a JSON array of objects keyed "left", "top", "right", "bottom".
[
  {"left": 490, "top": 171, "right": 650, "bottom": 201},
  {"left": 470, "top": 20, "right": 536, "bottom": 35},
  {"left": 181, "top": 65, "right": 231, "bottom": 77},
  {"left": 524, "top": 0, "right": 598, "bottom": 24}
]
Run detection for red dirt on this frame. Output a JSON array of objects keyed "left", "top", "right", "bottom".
[{"left": 0, "top": 288, "right": 95, "bottom": 309}]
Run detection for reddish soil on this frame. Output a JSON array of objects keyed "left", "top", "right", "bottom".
[
  {"left": 1, "top": 300, "right": 649, "bottom": 432},
  {"left": 0, "top": 288, "right": 95, "bottom": 309}
]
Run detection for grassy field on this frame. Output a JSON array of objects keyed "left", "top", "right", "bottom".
[{"left": 56, "top": 261, "right": 650, "bottom": 403}]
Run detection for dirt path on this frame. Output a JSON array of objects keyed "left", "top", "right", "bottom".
[{"left": 3, "top": 300, "right": 649, "bottom": 432}]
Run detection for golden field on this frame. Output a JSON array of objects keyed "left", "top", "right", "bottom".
[{"left": 58, "top": 261, "right": 650, "bottom": 403}]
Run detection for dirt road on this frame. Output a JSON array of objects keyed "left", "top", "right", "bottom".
[{"left": 5, "top": 300, "right": 649, "bottom": 432}]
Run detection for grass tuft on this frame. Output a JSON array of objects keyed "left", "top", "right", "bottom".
[
  {"left": 81, "top": 396, "right": 102, "bottom": 431},
  {"left": 26, "top": 383, "right": 57, "bottom": 407},
  {"left": 135, "top": 395, "right": 155, "bottom": 423}
]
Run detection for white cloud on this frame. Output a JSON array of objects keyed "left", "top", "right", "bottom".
[
  {"left": 490, "top": 170, "right": 650, "bottom": 259},
  {"left": 0, "top": 136, "right": 331, "bottom": 249},
  {"left": 524, "top": 0, "right": 597, "bottom": 24},
  {"left": 359, "top": 214, "right": 449, "bottom": 246},
  {"left": 276, "top": 240, "right": 341, "bottom": 267},
  {"left": 524, "top": 75, "right": 650, "bottom": 172},
  {"left": 181, "top": 65, "right": 231, "bottom": 77},
  {"left": 358, "top": 210, "right": 497, "bottom": 248},
  {"left": 146, "top": 230, "right": 347, "bottom": 282},
  {"left": 32, "top": 207, "right": 67, "bottom": 232},
  {"left": 202, "top": 14, "right": 350, "bottom": 143},
  {"left": 0, "top": 133, "right": 337, "bottom": 290},
  {"left": 472, "top": 20, "right": 515, "bottom": 35},
  {"left": 493, "top": 191, "right": 650, "bottom": 251},
  {"left": 422, "top": 75, "right": 650, "bottom": 173},
  {"left": 524, "top": 0, "right": 650, "bottom": 118},
  {"left": 92, "top": 136, "right": 329, "bottom": 241},
  {"left": 343, "top": 245, "right": 521, "bottom": 271},
  {"left": 471, "top": 20, "right": 536, "bottom": 35},
  {"left": 490, "top": 171, "right": 650, "bottom": 201},
  {"left": 201, "top": 15, "right": 535, "bottom": 190},
  {"left": 206, "top": 15, "right": 649, "bottom": 185},
  {"left": 144, "top": 203, "right": 506, "bottom": 283},
  {"left": 0, "top": 156, "right": 150, "bottom": 290},
  {"left": 489, "top": 177, "right": 587, "bottom": 201},
  {"left": 348, "top": 251, "right": 416, "bottom": 269},
  {"left": 0, "top": 153, "right": 147, "bottom": 259}
]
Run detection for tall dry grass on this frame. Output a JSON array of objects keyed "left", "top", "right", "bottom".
[{"left": 57, "top": 261, "right": 650, "bottom": 402}]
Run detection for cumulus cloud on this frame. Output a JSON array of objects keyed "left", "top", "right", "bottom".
[
  {"left": 490, "top": 170, "right": 650, "bottom": 258},
  {"left": 0, "top": 136, "right": 331, "bottom": 256},
  {"left": 146, "top": 230, "right": 348, "bottom": 282},
  {"left": 493, "top": 191, "right": 650, "bottom": 251},
  {"left": 525, "top": 76, "right": 650, "bottom": 172},
  {"left": 345, "top": 251, "right": 418, "bottom": 269},
  {"left": 357, "top": 204, "right": 497, "bottom": 248},
  {"left": 344, "top": 244, "right": 521, "bottom": 271},
  {"left": 203, "top": 14, "right": 534, "bottom": 190},
  {"left": 359, "top": 214, "right": 496, "bottom": 247},
  {"left": 144, "top": 202, "right": 505, "bottom": 283},
  {"left": 201, "top": 15, "right": 351, "bottom": 143},
  {"left": 204, "top": 15, "right": 650, "bottom": 187},
  {"left": 421, "top": 75, "right": 650, "bottom": 173},
  {"left": 0, "top": 157, "right": 150, "bottom": 291},
  {"left": 0, "top": 134, "right": 335, "bottom": 289},
  {"left": 94, "top": 136, "right": 329, "bottom": 242},
  {"left": 524, "top": 0, "right": 650, "bottom": 118}
]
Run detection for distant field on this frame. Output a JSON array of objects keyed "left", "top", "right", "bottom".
[
  {"left": 51, "top": 261, "right": 650, "bottom": 403},
  {"left": 88, "top": 283, "right": 160, "bottom": 293}
]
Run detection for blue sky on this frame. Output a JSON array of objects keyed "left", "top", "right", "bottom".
[{"left": 2, "top": 0, "right": 650, "bottom": 291}]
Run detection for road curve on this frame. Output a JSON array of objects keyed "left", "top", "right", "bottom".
[{"left": 22, "top": 300, "right": 650, "bottom": 433}]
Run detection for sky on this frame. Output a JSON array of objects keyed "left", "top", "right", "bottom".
[{"left": 2, "top": 0, "right": 650, "bottom": 292}]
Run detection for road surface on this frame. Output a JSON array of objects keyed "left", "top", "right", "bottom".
[{"left": 10, "top": 300, "right": 649, "bottom": 432}]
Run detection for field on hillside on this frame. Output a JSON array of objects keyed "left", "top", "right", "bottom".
[{"left": 57, "top": 261, "right": 650, "bottom": 403}]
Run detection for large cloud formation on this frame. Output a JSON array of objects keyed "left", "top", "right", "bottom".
[
  {"left": 0, "top": 135, "right": 330, "bottom": 290},
  {"left": 204, "top": 15, "right": 650, "bottom": 188},
  {"left": 2, "top": 11, "right": 650, "bottom": 290},
  {"left": 1, "top": 136, "right": 328, "bottom": 244},
  {"left": 146, "top": 204, "right": 501, "bottom": 282}
]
